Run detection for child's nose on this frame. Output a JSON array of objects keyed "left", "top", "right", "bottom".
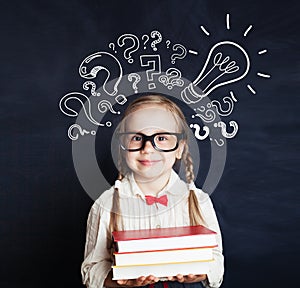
[{"left": 142, "top": 140, "right": 155, "bottom": 153}]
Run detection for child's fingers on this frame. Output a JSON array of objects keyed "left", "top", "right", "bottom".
[
  {"left": 174, "top": 274, "right": 206, "bottom": 283},
  {"left": 176, "top": 274, "right": 185, "bottom": 283},
  {"left": 187, "top": 274, "right": 196, "bottom": 280},
  {"left": 144, "top": 275, "right": 159, "bottom": 284},
  {"left": 117, "top": 280, "right": 126, "bottom": 285},
  {"left": 196, "top": 274, "right": 207, "bottom": 281},
  {"left": 136, "top": 276, "right": 146, "bottom": 285},
  {"left": 117, "top": 277, "right": 147, "bottom": 286},
  {"left": 187, "top": 274, "right": 207, "bottom": 282}
]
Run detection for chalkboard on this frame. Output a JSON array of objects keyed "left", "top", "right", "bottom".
[{"left": 1, "top": 0, "right": 299, "bottom": 287}]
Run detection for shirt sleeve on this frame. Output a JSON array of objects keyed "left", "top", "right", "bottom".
[
  {"left": 198, "top": 191, "right": 224, "bottom": 288},
  {"left": 81, "top": 198, "right": 112, "bottom": 288}
]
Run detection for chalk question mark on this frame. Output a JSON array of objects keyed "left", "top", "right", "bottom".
[
  {"left": 83, "top": 81, "right": 101, "bottom": 96},
  {"left": 117, "top": 34, "right": 140, "bottom": 64},
  {"left": 108, "top": 43, "right": 117, "bottom": 53},
  {"left": 79, "top": 51, "right": 123, "bottom": 97},
  {"left": 210, "top": 96, "right": 234, "bottom": 117},
  {"left": 128, "top": 73, "right": 141, "bottom": 93},
  {"left": 211, "top": 138, "right": 225, "bottom": 146},
  {"left": 140, "top": 55, "right": 162, "bottom": 89},
  {"left": 150, "top": 30, "right": 162, "bottom": 51},
  {"left": 171, "top": 44, "right": 187, "bottom": 64},
  {"left": 158, "top": 68, "right": 184, "bottom": 90},
  {"left": 142, "top": 35, "right": 149, "bottom": 50},
  {"left": 190, "top": 123, "right": 210, "bottom": 140},
  {"left": 98, "top": 100, "right": 120, "bottom": 115},
  {"left": 214, "top": 121, "right": 239, "bottom": 138},
  {"left": 68, "top": 124, "right": 96, "bottom": 141},
  {"left": 166, "top": 40, "right": 171, "bottom": 49},
  {"left": 59, "top": 92, "right": 104, "bottom": 126}
]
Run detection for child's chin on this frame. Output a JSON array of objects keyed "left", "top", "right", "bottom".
[{"left": 135, "top": 169, "right": 165, "bottom": 180}]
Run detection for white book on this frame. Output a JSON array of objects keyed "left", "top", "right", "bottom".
[
  {"left": 114, "top": 247, "right": 214, "bottom": 266},
  {"left": 112, "top": 260, "right": 213, "bottom": 280}
]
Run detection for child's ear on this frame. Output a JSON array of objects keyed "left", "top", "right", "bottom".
[{"left": 176, "top": 140, "right": 185, "bottom": 159}]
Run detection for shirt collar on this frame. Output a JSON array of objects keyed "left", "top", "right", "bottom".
[{"left": 119, "top": 170, "right": 186, "bottom": 198}]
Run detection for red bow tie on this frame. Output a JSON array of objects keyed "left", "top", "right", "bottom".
[{"left": 145, "top": 195, "right": 168, "bottom": 206}]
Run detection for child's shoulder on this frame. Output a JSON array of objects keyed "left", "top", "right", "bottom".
[
  {"left": 193, "top": 186, "right": 211, "bottom": 204},
  {"left": 94, "top": 176, "right": 131, "bottom": 205},
  {"left": 93, "top": 185, "right": 115, "bottom": 207}
]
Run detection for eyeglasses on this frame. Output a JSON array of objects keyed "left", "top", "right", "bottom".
[{"left": 118, "top": 132, "right": 184, "bottom": 152}]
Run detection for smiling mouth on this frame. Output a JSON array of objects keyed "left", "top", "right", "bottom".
[{"left": 138, "top": 160, "right": 161, "bottom": 166}]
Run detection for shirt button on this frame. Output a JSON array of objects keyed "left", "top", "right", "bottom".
[{"left": 156, "top": 224, "right": 161, "bottom": 228}]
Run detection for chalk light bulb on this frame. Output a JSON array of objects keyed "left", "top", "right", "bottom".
[{"left": 181, "top": 41, "right": 250, "bottom": 104}]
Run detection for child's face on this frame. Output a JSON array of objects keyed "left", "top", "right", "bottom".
[{"left": 122, "top": 105, "right": 184, "bottom": 184}]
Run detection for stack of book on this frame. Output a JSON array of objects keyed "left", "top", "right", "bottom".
[{"left": 111, "top": 225, "right": 217, "bottom": 280}]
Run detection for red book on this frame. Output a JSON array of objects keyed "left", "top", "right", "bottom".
[{"left": 112, "top": 225, "right": 217, "bottom": 253}]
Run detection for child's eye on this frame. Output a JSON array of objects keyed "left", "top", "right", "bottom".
[
  {"left": 157, "top": 135, "right": 168, "bottom": 141},
  {"left": 131, "top": 135, "right": 143, "bottom": 142}
]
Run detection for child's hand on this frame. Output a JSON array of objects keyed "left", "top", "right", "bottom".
[
  {"left": 167, "top": 274, "right": 207, "bottom": 283},
  {"left": 117, "top": 275, "right": 159, "bottom": 287}
]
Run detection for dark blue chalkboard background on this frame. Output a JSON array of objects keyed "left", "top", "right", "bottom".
[{"left": 1, "top": 0, "right": 299, "bottom": 287}]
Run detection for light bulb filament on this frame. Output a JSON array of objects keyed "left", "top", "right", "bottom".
[{"left": 195, "top": 52, "right": 240, "bottom": 91}]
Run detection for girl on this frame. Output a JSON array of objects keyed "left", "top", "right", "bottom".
[{"left": 81, "top": 95, "right": 224, "bottom": 288}]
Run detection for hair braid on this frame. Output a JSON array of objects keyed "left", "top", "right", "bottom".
[
  {"left": 182, "top": 143, "right": 206, "bottom": 226},
  {"left": 109, "top": 150, "right": 125, "bottom": 232}
]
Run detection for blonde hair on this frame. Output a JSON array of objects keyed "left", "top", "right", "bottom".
[{"left": 109, "top": 94, "right": 205, "bottom": 232}]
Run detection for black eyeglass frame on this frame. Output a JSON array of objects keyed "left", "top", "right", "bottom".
[{"left": 118, "top": 132, "right": 185, "bottom": 152}]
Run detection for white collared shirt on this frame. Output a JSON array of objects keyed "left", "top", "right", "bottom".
[{"left": 81, "top": 170, "right": 224, "bottom": 288}]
